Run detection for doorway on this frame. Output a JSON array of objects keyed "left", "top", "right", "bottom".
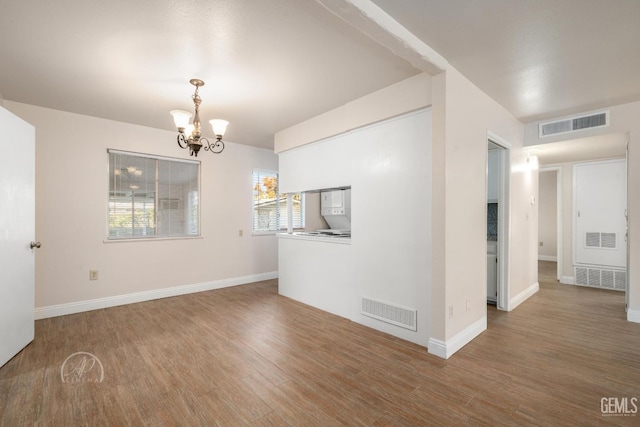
[
  {"left": 486, "top": 134, "right": 510, "bottom": 310},
  {"left": 538, "top": 166, "right": 563, "bottom": 282}
]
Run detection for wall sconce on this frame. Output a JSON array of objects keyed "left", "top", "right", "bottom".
[{"left": 170, "top": 79, "right": 228, "bottom": 157}]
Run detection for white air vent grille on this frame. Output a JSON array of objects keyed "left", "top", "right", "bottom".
[
  {"left": 585, "top": 232, "right": 600, "bottom": 247},
  {"left": 601, "top": 233, "right": 616, "bottom": 249},
  {"left": 574, "top": 266, "right": 626, "bottom": 291},
  {"left": 540, "top": 111, "right": 608, "bottom": 137},
  {"left": 601, "top": 270, "right": 614, "bottom": 289},
  {"left": 361, "top": 297, "right": 417, "bottom": 331},
  {"left": 584, "top": 232, "right": 617, "bottom": 249},
  {"left": 615, "top": 271, "right": 626, "bottom": 290}
]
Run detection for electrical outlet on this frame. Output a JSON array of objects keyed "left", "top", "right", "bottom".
[{"left": 89, "top": 270, "right": 98, "bottom": 281}]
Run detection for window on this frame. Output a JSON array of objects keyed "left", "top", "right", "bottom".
[
  {"left": 252, "top": 169, "right": 304, "bottom": 232},
  {"left": 108, "top": 150, "right": 200, "bottom": 239}
]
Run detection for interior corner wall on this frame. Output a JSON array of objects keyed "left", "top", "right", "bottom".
[
  {"left": 429, "top": 72, "right": 447, "bottom": 343},
  {"left": 430, "top": 67, "right": 533, "bottom": 352},
  {"left": 4, "top": 101, "right": 279, "bottom": 314}
]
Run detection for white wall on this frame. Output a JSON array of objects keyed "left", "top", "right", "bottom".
[
  {"left": 277, "top": 68, "right": 537, "bottom": 358},
  {"left": 275, "top": 73, "right": 432, "bottom": 153},
  {"left": 5, "top": 101, "right": 279, "bottom": 316},
  {"left": 430, "top": 67, "right": 533, "bottom": 357},
  {"left": 538, "top": 170, "right": 558, "bottom": 260},
  {"left": 278, "top": 109, "right": 432, "bottom": 346}
]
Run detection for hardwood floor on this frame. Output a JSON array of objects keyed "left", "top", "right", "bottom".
[{"left": 2, "top": 261, "right": 640, "bottom": 425}]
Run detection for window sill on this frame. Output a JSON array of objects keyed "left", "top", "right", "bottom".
[
  {"left": 252, "top": 229, "right": 304, "bottom": 236},
  {"left": 103, "top": 235, "right": 203, "bottom": 243}
]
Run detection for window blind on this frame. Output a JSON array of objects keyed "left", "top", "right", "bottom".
[{"left": 108, "top": 150, "right": 200, "bottom": 239}]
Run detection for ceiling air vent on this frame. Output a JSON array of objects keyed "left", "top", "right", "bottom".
[{"left": 539, "top": 111, "right": 609, "bottom": 138}]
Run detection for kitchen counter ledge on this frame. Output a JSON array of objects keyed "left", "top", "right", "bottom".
[{"left": 277, "top": 232, "right": 351, "bottom": 245}]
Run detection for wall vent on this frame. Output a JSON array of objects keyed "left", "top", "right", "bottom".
[
  {"left": 539, "top": 111, "right": 608, "bottom": 138},
  {"left": 584, "top": 232, "right": 617, "bottom": 249},
  {"left": 575, "top": 266, "right": 626, "bottom": 291},
  {"left": 361, "top": 297, "right": 417, "bottom": 331}
]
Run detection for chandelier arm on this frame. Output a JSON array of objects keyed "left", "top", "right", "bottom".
[
  {"left": 203, "top": 138, "right": 225, "bottom": 154},
  {"left": 177, "top": 133, "right": 189, "bottom": 149}
]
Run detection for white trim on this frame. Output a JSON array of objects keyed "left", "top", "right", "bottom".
[
  {"left": 627, "top": 309, "right": 640, "bottom": 323},
  {"left": 560, "top": 276, "right": 575, "bottom": 285},
  {"left": 538, "top": 255, "right": 558, "bottom": 262},
  {"left": 508, "top": 282, "right": 539, "bottom": 311},
  {"left": 34, "top": 272, "right": 278, "bottom": 320},
  {"left": 487, "top": 131, "right": 512, "bottom": 149},
  {"left": 427, "top": 316, "right": 487, "bottom": 359}
]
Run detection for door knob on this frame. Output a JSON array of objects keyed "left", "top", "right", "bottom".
[{"left": 30, "top": 241, "right": 41, "bottom": 249}]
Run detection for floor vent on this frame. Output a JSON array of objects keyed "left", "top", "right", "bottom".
[
  {"left": 575, "top": 266, "right": 626, "bottom": 291},
  {"left": 539, "top": 111, "right": 608, "bottom": 138},
  {"left": 361, "top": 297, "right": 417, "bottom": 331}
]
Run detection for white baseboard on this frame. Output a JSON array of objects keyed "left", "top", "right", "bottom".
[
  {"left": 538, "top": 255, "right": 558, "bottom": 262},
  {"left": 509, "top": 281, "right": 539, "bottom": 311},
  {"left": 34, "top": 271, "right": 278, "bottom": 320},
  {"left": 560, "top": 276, "right": 575, "bottom": 285},
  {"left": 628, "top": 309, "right": 640, "bottom": 323},
  {"left": 427, "top": 316, "right": 487, "bottom": 359}
]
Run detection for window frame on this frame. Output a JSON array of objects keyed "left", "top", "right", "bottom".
[{"left": 106, "top": 149, "right": 201, "bottom": 241}]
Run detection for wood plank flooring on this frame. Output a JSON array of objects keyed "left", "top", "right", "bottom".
[{"left": 2, "top": 261, "right": 640, "bottom": 425}]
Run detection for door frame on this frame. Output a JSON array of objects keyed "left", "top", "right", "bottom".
[
  {"left": 538, "top": 166, "right": 564, "bottom": 282},
  {"left": 487, "top": 132, "right": 511, "bottom": 311}
]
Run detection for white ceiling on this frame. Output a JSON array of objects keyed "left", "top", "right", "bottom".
[
  {"left": 371, "top": 0, "right": 640, "bottom": 123},
  {"left": 1, "top": 0, "right": 639, "bottom": 151}
]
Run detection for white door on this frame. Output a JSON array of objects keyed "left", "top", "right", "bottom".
[
  {"left": 0, "top": 106, "right": 36, "bottom": 368},
  {"left": 574, "top": 159, "right": 627, "bottom": 268}
]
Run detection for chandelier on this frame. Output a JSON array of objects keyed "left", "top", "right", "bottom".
[{"left": 170, "top": 79, "right": 228, "bottom": 157}]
